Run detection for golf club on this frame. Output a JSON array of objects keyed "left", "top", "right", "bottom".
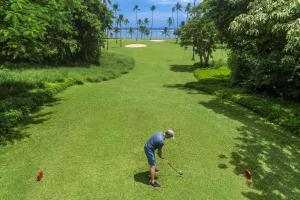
[{"left": 164, "top": 158, "right": 183, "bottom": 176}]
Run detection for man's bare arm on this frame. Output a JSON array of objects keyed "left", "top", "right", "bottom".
[{"left": 157, "top": 147, "right": 163, "bottom": 159}]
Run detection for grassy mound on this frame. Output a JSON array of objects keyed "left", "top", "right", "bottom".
[{"left": 0, "top": 52, "right": 135, "bottom": 145}]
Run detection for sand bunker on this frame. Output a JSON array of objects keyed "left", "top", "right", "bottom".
[
  {"left": 150, "top": 40, "right": 165, "bottom": 42},
  {"left": 125, "top": 44, "right": 147, "bottom": 48}
]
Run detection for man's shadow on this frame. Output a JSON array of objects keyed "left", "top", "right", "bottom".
[{"left": 133, "top": 171, "right": 149, "bottom": 185}]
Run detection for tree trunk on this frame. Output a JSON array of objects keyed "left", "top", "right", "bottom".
[
  {"left": 199, "top": 55, "right": 203, "bottom": 67},
  {"left": 172, "top": 12, "right": 175, "bottom": 30},
  {"left": 115, "top": 32, "right": 118, "bottom": 44},
  {"left": 136, "top": 12, "right": 138, "bottom": 41},
  {"left": 106, "top": 29, "right": 109, "bottom": 50},
  {"left": 120, "top": 23, "right": 122, "bottom": 47},
  {"left": 176, "top": 11, "right": 179, "bottom": 43},
  {"left": 204, "top": 52, "right": 209, "bottom": 67},
  {"left": 151, "top": 12, "right": 153, "bottom": 40},
  {"left": 192, "top": 46, "right": 195, "bottom": 61}
]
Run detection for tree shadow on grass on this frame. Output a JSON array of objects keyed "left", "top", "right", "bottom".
[
  {"left": 164, "top": 81, "right": 300, "bottom": 200},
  {"left": 134, "top": 171, "right": 149, "bottom": 185},
  {"left": 202, "top": 99, "right": 300, "bottom": 200},
  {"left": 0, "top": 111, "right": 54, "bottom": 146},
  {"left": 0, "top": 80, "right": 60, "bottom": 146},
  {"left": 170, "top": 65, "right": 198, "bottom": 73}
]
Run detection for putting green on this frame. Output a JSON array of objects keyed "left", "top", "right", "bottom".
[{"left": 1, "top": 40, "right": 299, "bottom": 200}]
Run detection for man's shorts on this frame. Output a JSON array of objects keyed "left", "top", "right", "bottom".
[{"left": 144, "top": 145, "right": 156, "bottom": 166}]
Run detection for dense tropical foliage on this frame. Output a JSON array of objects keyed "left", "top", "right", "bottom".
[
  {"left": 0, "top": 0, "right": 112, "bottom": 64},
  {"left": 178, "top": 0, "right": 300, "bottom": 100},
  {"left": 228, "top": 0, "right": 300, "bottom": 99}
]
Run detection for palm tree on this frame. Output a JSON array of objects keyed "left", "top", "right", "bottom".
[
  {"left": 139, "top": 26, "right": 146, "bottom": 39},
  {"left": 150, "top": 5, "right": 156, "bottom": 40},
  {"left": 175, "top": 2, "right": 182, "bottom": 42},
  {"left": 138, "top": 19, "right": 143, "bottom": 26},
  {"left": 172, "top": 7, "right": 176, "bottom": 30},
  {"left": 128, "top": 27, "right": 134, "bottom": 38},
  {"left": 144, "top": 18, "right": 150, "bottom": 39},
  {"left": 117, "top": 14, "right": 124, "bottom": 47},
  {"left": 162, "top": 27, "right": 169, "bottom": 39},
  {"left": 145, "top": 29, "right": 150, "bottom": 38},
  {"left": 175, "top": 2, "right": 182, "bottom": 29},
  {"left": 144, "top": 18, "right": 150, "bottom": 29},
  {"left": 137, "top": 19, "right": 143, "bottom": 38},
  {"left": 113, "top": 27, "right": 119, "bottom": 44},
  {"left": 172, "top": 7, "right": 176, "bottom": 38},
  {"left": 167, "top": 17, "right": 173, "bottom": 38},
  {"left": 123, "top": 18, "right": 129, "bottom": 39},
  {"left": 112, "top": 3, "right": 119, "bottom": 27},
  {"left": 102, "top": 0, "right": 111, "bottom": 5},
  {"left": 124, "top": 19, "right": 129, "bottom": 29},
  {"left": 185, "top": 3, "right": 192, "bottom": 21},
  {"left": 133, "top": 5, "right": 140, "bottom": 41}
]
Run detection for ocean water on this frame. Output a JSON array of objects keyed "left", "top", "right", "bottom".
[{"left": 109, "top": 28, "right": 176, "bottom": 39}]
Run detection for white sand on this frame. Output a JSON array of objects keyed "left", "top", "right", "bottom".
[
  {"left": 150, "top": 40, "right": 165, "bottom": 42},
  {"left": 125, "top": 44, "right": 147, "bottom": 48}
]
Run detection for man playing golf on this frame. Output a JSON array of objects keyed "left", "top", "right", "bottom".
[{"left": 144, "top": 129, "right": 175, "bottom": 188}]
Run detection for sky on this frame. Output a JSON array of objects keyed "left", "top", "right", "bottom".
[{"left": 109, "top": 0, "right": 202, "bottom": 28}]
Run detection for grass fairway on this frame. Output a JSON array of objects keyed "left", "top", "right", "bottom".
[{"left": 1, "top": 39, "right": 299, "bottom": 200}]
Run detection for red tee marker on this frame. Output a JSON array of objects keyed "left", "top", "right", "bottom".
[
  {"left": 244, "top": 169, "right": 252, "bottom": 180},
  {"left": 36, "top": 170, "right": 43, "bottom": 181}
]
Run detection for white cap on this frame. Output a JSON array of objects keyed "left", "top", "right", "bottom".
[{"left": 166, "top": 129, "right": 175, "bottom": 139}]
